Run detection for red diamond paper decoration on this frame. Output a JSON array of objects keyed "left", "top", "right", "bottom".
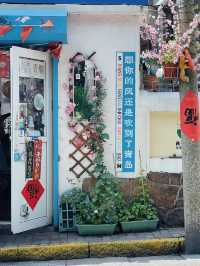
[
  {"left": 21, "top": 180, "right": 44, "bottom": 210},
  {"left": 180, "top": 90, "right": 200, "bottom": 142}
]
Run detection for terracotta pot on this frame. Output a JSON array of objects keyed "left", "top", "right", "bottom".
[
  {"left": 163, "top": 63, "right": 178, "bottom": 80},
  {"left": 143, "top": 75, "right": 158, "bottom": 91}
]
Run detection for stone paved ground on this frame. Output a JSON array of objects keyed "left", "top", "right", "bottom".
[
  {"left": 2, "top": 256, "right": 200, "bottom": 266},
  {"left": 0, "top": 226, "right": 185, "bottom": 248}
]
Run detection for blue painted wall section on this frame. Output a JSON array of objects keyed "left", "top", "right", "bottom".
[
  {"left": 53, "top": 58, "right": 59, "bottom": 227},
  {"left": 0, "top": 0, "right": 148, "bottom": 4},
  {"left": 0, "top": 9, "right": 67, "bottom": 44}
]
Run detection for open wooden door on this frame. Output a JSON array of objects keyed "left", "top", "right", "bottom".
[{"left": 10, "top": 46, "right": 52, "bottom": 234}]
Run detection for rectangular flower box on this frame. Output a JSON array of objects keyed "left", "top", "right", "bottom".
[
  {"left": 120, "top": 219, "right": 159, "bottom": 233},
  {"left": 76, "top": 224, "right": 117, "bottom": 236}
]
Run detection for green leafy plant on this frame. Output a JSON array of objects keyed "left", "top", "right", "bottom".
[
  {"left": 74, "top": 86, "right": 95, "bottom": 120},
  {"left": 64, "top": 175, "right": 125, "bottom": 225},
  {"left": 72, "top": 67, "right": 109, "bottom": 179},
  {"left": 119, "top": 177, "right": 158, "bottom": 222}
]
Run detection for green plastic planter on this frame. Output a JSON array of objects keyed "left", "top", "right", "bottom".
[
  {"left": 120, "top": 219, "right": 159, "bottom": 233},
  {"left": 76, "top": 224, "right": 117, "bottom": 236}
]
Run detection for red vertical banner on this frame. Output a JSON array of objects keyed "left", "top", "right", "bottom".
[
  {"left": 0, "top": 52, "right": 10, "bottom": 78},
  {"left": 180, "top": 90, "right": 200, "bottom": 142},
  {"left": 32, "top": 140, "right": 42, "bottom": 180}
]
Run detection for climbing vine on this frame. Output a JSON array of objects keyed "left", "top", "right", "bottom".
[{"left": 65, "top": 52, "right": 110, "bottom": 180}]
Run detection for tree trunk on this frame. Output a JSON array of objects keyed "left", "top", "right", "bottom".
[{"left": 179, "top": 0, "right": 200, "bottom": 254}]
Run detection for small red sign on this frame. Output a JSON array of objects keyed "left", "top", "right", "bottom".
[
  {"left": 32, "top": 140, "right": 42, "bottom": 180},
  {"left": 21, "top": 180, "right": 44, "bottom": 210},
  {"left": 180, "top": 90, "right": 200, "bottom": 142}
]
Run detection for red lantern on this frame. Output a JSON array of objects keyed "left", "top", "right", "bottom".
[{"left": 180, "top": 90, "right": 200, "bottom": 142}]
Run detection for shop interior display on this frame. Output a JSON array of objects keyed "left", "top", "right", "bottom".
[{"left": 0, "top": 51, "right": 11, "bottom": 220}]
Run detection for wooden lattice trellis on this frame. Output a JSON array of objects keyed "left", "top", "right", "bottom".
[{"left": 69, "top": 122, "right": 97, "bottom": 179}]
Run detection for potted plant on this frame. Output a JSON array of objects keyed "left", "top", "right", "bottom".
[
  {"left": 141, "top": 50, "right": 160, "bottom": 91},
  {"left": 160, "top": 41, "right": 182, "bottom": 80},
  {"left": 119, "top": 177, "right": 159, "bottom": 233},
  {"left": 64, "top": 173, "right": 124, "bottom": 236}
]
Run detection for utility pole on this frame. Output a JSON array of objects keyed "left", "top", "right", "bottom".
[{"left": 179, "top": 0, "right": 200, "bottom": 254}]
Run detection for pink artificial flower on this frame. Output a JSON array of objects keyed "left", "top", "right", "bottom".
[
  {"left": 95, "top": 75, "right": 100, "bottom": 81},
  {"left": 74, "top": 137, "right": 84, "bottom": 148},
  {"left": 68, "top": 120, "right": 77, "bottom": 132},
  {"left": 65, "top": 103, "right": 76, "bottom": 115},
  {"left": 166, "top": 19, "right": 172, "bottom": 26},
  {"left": 63, "top": 82, "right": 68, "bottom": 91}
]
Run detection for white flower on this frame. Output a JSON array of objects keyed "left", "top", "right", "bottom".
[
  {"left": 156, "top": 67, "right": 164, "bottom": 78},
  {"left": 94, "top": 209, "right": 98, "bottom": 214}
]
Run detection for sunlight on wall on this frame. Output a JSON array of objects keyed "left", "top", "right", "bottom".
[{"left": 150, "top": 112, "right": 180, "bottom": 158}]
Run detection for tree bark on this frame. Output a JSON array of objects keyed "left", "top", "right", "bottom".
[{"left": 179, "top": 0, "right": 200, "bottom": 254}]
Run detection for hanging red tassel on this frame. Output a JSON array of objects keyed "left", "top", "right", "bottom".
[
  {"left": 20, "top": 26, "right": 33, "bottom": 42},
  {"left": 0, "top": 25, "right": 12, "bottom": 36},
  {"left": 48, "top": 43, "right": 62, "bottom": 59}
]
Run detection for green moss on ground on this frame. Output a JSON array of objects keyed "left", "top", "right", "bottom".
[
  {"left": 89, "top": 238, "right": 184, "bottom": 258},
  {"left": 0, "top": 243, "right": 89, "bottom": 262},
  {"left": 0, "top": 238, "right": 184, "bottom": 262}
]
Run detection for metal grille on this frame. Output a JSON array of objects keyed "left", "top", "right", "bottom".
[{"left": 59, "top": 201, "right": 76, "bottom": 232}]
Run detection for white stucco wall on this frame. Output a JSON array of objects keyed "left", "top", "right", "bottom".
[
  {"left": 139, "top": 91, "right": 182, "bottom": 174},
  {"left": 58, "top": 8, "right": 144, "bottom": 195}
]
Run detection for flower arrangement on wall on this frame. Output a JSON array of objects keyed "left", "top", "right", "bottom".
[
  {"left": 140, "top": 0, "right": 200, "bottom": 84},
  {"left": 65, "top": 52, "right": 110, "bottom": 182}
]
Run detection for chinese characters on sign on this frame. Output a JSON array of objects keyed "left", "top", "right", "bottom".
[
  {"left": 180, "top": 90, "right": 200, "bottom": 142},
  {"left": 116, "top": 52, "right": 135, "bottom": 173},
  {"left": 21, "top": 179, "right": 44, "bottom": 210},
  {"left": 32, "top": 140, "right": 42, "bottom": 180}
]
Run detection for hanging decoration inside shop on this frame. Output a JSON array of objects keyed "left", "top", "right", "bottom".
[
  {"left": 180, "top": 90, "right": 200, "bottom": 142},
  {"left": 21, "top": 179, "right": 44, "bottom": 210},
  {"left": 0, "top": 51, "right": 9, "bottom": 78},
  {"left": 25, "top": 139, "right": 43, "bottom": 179},
  {"left": 34, "top": 93, "right": 44, "bottom": 111},
  {"left": 0, "top": 16, "right": 54, "bottom": 42},
  {"left": 26, "top": 141, "right": 34, "bottom": 179},
  {"left": 65, "top": 52, "right": 109, "bottom": 182},
  {"left": 32, "top": 139, "right": 42, "bottom": 180}
]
